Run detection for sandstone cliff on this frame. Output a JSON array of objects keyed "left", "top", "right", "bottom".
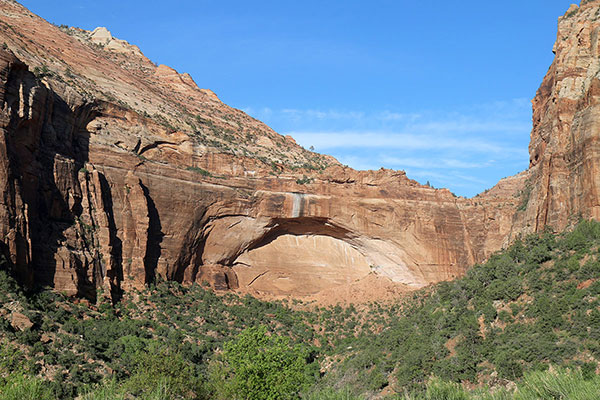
[
  {"left": 1, "top": 0, "right": 592, "bottom": 303},
  {"left": 519, "top": 0, "right": 600, "bottom": 235}
]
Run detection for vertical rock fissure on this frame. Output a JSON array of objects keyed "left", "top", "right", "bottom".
[
  {"left": 140, "top": 181, "right": 162, "bottom": 285},
  {"left": 97, "top": 173, "right": 122, "bottom": 300}
]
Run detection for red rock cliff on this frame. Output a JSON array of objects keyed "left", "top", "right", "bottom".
[
  {"left": 2, "top": 0, "right": 591, "bottom": 302},
  {"left": 521, "top": 0, "right": 600, "bottom": 234}
]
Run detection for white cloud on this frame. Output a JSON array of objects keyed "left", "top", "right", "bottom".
[
  {"left": 241, "top": 98, "right": 531, "bottom": 197},
  {"left": 281, "top": 109, "right": 366, "bottom": 121},
  {"left": 401, "top": 169, "right": 490, "bottom": 187},
  {"left": 380, "top": 156, "right": 491, "bottom": 169},
  {"left": 408, "top": 120, "right": 530, "bottom": 134},
  {"left": 242, "top": 106, "right": 272, "bottom": 117},
  {"left": 287, "top": 131, "right": 526, "bottom": 156},
  {"left": 377, "top": 111, "right": 422, "bottom": 121}
]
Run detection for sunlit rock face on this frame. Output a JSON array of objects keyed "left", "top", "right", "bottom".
[
  {"left": 5, "top": 0, "right": 600, "bottom": 303},
  {"left": 234, "top": 234, "right": 372, "bottom": 296},
  {"left": 518, "top": 0, "right": 600, "bottom": 235}
]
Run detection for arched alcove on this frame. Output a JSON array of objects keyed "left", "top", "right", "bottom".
[{"left": 233, "top": 233, "right": 372, "bottom": 296}]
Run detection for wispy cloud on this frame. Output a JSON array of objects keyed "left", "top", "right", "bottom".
[
  {"left": 281, "top": 109, "right": 366, "bottom": 121},
  {"left": 287, "top": 131, "right": 526, "bottom": 156},
  {"left": 242, "top": 106, "right": 273, "bottom": 118},
  {"left": 380, "top": 156, "right": 492, "bottom": 169},
  {"left": 377, "top": 111, "right": 422, "bottom": 122},
  {"left": 243, "top": 99, "right": 531, "bottom": 197},
  {"left": 403, "top": 170, "right": 489, "bottom": 187},
  {"left": 408, "top": 120, "right": 529, "bottom": 134}
]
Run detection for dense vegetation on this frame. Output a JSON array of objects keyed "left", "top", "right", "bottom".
[
  {"left": 1, "top": 220, "right": 600, "bottom": 398},
  {"left": 318, "top": 220, "right": 600, "bottom": 395}
]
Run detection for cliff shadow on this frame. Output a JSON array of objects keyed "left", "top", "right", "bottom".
[
  {"left": 98, "top": 172, "right": 124, "bottom": 301},
  {"left": 140, "top": 181, "right": 163, "bottom": 285},
  {"left": 1, "top": 52, "right": 106, "bottom": 300}
]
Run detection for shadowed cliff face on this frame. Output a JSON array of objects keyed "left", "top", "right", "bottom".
[
  {"left": 2, "top": 0, "right": 597, "bottom": 303},
  {"left": 0, "top": 49, "right": 101, "bottom": 298}
]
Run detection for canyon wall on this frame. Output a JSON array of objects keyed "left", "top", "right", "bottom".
[
  {"left": 522, "top": 0, "right": 600, "bottom": 233},
  {"left": 1, "top": 0, "right": 598, "bottom": 302}
]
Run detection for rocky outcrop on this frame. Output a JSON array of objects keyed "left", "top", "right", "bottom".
[
  {"left": 89, "top": 27, "right": 143, "bottom": 57},
  {"left": 1, "top": 0, "right": 598, "bottom": 303},
  {"left": 520, "top": 0, "right": 600, "bottom": 234}
]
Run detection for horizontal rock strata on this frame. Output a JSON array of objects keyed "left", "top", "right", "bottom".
[{"left": 2, "top": 0, "right": 599, "bottom": 302}]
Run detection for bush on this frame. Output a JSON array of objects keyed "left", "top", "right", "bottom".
[
  {"left": 419, "top": 378, "right": 470, "bottom": 400},
  {"left": 122, "top": 341, "right": 206, "bottom": 399},
  {"left": 186, "top": 166, "right": 211, "bottom": 176},
  {"left": 209, "top": 325, "right": 317, "bottom": 400},
  {"left": 303, "top": 386, "right": 364, "bottom": 400}
]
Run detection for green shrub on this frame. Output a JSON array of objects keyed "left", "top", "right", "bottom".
[
  {"left": 419, "top": 378, "right": 470, "bottom": 400},
  {"left": 122, "top": 341, "right": 206, "bottom": 399},
  {"left": 303, "top": 386, "right": 364, "bottom": 400},
  {"left": 186, "top": 166, "right": 211, "bottom": 176},
  {"left": 404, "top": 368, "right": 600, "bottom": 399},
  {"left": 209, "top": 325, "right": 317, "bottom": 399}
]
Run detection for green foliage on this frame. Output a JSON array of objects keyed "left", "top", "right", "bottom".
[
  {"left": 317, "top": 220, "right": 600, "bottom": 393},
  {"left": 123, "top": 341, "right": 206, "bottom": 398},
  {"left": 0, "top": 341, "right": 31, "bottom": 373},
  {"left": 0, "top": 373, "right": 55, "bottom": 400},
  {"left": 2, "top": 220, "right": 600, "bottom": 398},
  {"left": 80, "top": 379, "right": 126, "bottom": 400},
  {"left": 413, "top": 378, "right": 471, "bottom": 400},
  {"left": 186, "top": 166, "right": 211, "bottom": 176},
  {"left": 405, "top": 368, "right": 600, "bottom": 399},
  {"left": 513, "top": 368, "right": 600, "bottom": 400},
  {"left": 296, "top": 175, "right": 313, "bottom": 185},
  {"left": 303, "top": 386, "right": 364, "bottom": 400},
  {"left": 210, "top": 325, "right": 317, "bottom": 400},
  {"left": 32, "top": 64, "right": 52, "bottom": 79},
  {"left": 82, "top": 376, "right": 203, "bottom": 400}
]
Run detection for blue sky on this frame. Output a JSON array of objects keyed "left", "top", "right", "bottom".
[{"left": 20, "top": 0, "right": 575, "bottom": 197}]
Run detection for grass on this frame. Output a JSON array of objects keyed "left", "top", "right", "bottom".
[
  {"left": 403, "top": 368, "right": 600, "bottom": 399},
  {"left": 0, "top": 373, "right": 55, "bottom": 400}
]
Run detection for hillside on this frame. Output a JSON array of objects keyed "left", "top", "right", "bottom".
[
  {"left": 0, "top": 4, "right": 334, "bottom": 171},
  {"left": 2, "top": 219, "right": 600, "bottom": 398}
]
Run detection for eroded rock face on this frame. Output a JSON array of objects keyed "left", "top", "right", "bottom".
[
  {"left": 1, "top": 0, "right": 596, "bottom": 303},
  {"left": 521, "top": 0, "right": 600, "bottom": 234},
  {"left": 0, "top": 59, "right": 524, "bottom": 300},
  {"left": 234, "top": 234, "right": 372, "bottom": 296},
  {"left": 0, "top": 48, "right": 105, "bottom": 299}
]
